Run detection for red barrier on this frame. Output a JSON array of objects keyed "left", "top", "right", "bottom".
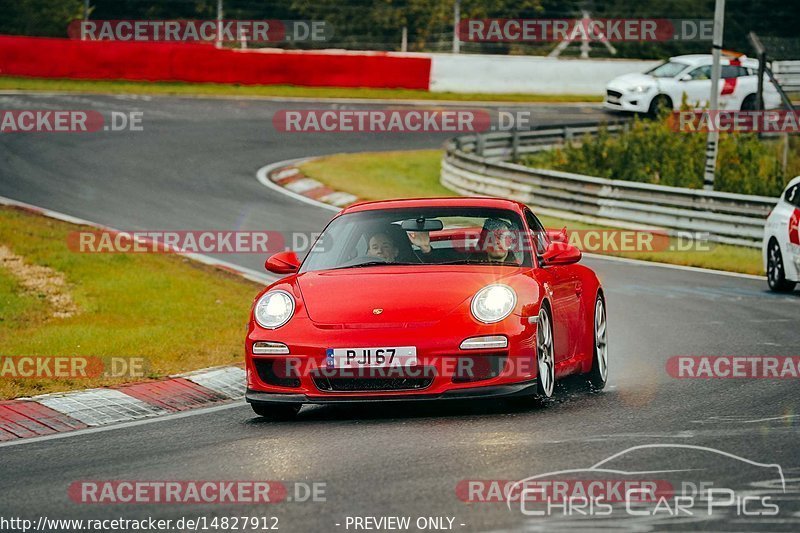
[{"left": 0, "top": 35, "right": 431, "bottom": 90}]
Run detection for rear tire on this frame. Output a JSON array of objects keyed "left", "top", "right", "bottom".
[
  {"left": 251, "top": 402, "right": 301, "bottom": 420},
  {"left": 586, "top": 294, "right": 608, "bottom": 390},
  {"left": 741, "top": 94, "right": 757, "bottom": 111},
  {"left": 767, "top": 240, "right": 797, "bottom": 292}
]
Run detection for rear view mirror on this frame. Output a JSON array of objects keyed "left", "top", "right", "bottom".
[{"left": 401, "top": 218, "right": 444, "bottom": 232}]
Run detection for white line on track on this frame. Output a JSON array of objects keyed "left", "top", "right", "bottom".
[
  {"left": 0, "top": 402, "right": 244, "bottom": 449},
  {"left": 256, "top": 158, "right": 340, "bottom": 213},
  {"left": 0, "top": 195, "right": 278, "bottom": 285},
  {"left": 0, "top": 89, "right": 603, "bottom": 108}
]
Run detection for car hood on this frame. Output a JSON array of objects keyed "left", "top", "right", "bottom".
[
  {"left": 607, "top": 73, "right": 657, "bottom": 91},
  {"left": 296, "top": 266, "right": 524, "bottom": 327}
]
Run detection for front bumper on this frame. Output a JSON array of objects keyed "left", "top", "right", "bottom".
[
  {"left": 604, "top": 88, "right": 652, "bottom": 113},
  {"left": 245, "top": 313, "right": 538, "bottom": 400},
  {"left": 246, "top": 379, "right": 538, "bottom": 404}
]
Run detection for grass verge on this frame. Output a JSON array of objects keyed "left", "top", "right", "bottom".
[
  {"left": 297, "top": 150, "right": 763, "bottom": 275},
  {"left": 0, "top": 206, "right": 261, "bottom": 400},
  {"left": 0, "top": 76, "right": 602, "bottom": 103}
]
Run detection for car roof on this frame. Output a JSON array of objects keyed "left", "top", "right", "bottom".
[
  {"left": 668, "top": 54, "right": 758, "bottom": 68},
  {"left": 786, "top": 175, "right": 800, "bottom": 189},
  {"left": 340, "top": 196, "right": 528, "bottom": 214}
]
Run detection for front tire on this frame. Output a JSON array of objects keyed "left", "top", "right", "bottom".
[
  {"left": 251, "top": 402, "right": 301, "bottom": 420},
  {"left": 767, "top": 240, "right": 797, "bottom": 292},
  {"left": 647, "top": 95, "right": 672, "bottom": 118},
  {"left": 535, "top": 304, "right": 555, "bottom": 398},
  {"left": 586, "top": 294, "right": 608, "bottom": 389}
]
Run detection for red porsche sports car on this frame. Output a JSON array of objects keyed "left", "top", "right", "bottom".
[{"left": 245, "top": 197, "right": 608, "bottom": 418}]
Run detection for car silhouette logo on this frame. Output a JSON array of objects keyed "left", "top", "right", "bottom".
[{"left": 373, "top": 308, "right": 383, "bottom": 315}]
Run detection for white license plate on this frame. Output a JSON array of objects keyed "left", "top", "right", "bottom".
[{"left": 326, "top": 346, "right": 417, "bottom": 369}]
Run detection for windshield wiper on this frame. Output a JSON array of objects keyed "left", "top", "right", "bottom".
[
  {"left": 434, "top": 259, "right": 489, "bottom": 265},
  {"left": 330, "top": 261, "right": 419, "bottom": 271}
]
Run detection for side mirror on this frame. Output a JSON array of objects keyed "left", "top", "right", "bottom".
[
  {"left": 546, "top": 227, "right": 568, "bottom": 243},
  {"left": 265, "top": 251, "right": 300, "bottom": 274},
  {"left": 542, "top": 241, "right": 582, "bottom": 266},
  {"left": 679, "top": 74, "right": 692, "bottom": 82}
]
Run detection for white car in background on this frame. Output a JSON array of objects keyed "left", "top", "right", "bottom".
[
  {"left": 764, "top": 176, "right": 800, "bottom": 292},
  {"left": 604, "top": 54, "right": 782, "bottom": 115}
]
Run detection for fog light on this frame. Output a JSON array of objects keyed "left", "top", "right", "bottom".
[
  {"left": 459, "top": 336, "right": 508, "bottom": 350},
  {"left": 252, "top": 342, "right": 290, "bottom": 355}
]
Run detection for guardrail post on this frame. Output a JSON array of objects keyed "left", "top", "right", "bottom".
[
  {"left": 511, "top": 130, "right": 520, "bottom": 161},
  {"left": 563, "top": 126, "right": 573, "bottom": 144},
  {"left": 476, "top": 134, "right": 485, "bottom": 156}
]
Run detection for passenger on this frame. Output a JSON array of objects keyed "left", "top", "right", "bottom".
[{"left": 472, "top": 218, "right": 520, "bottom": 265}]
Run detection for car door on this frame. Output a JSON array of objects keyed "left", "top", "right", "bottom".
[
  {"left": 677, "top": 64, "right": 712, "bottom": 108},
  {"left": 525, "top": 210, "right": 582, "bottom": 363},
  {"left": 784, "top": 185, "right": 800, "bottom": 273}
]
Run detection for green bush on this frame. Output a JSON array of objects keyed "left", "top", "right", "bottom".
[{"left": 523, "top": 115, "right": 798, "bottom": 197}]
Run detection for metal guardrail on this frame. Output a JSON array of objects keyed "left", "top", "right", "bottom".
[
  {"left": 774, "top": 60, "right": 800, "bottom": 93},
  {"left": 442, "top": 123, "right": 779, "bottom": 248}
]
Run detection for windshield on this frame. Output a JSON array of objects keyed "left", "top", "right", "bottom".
[
  {"left": 300, "top": 206, "right": 533, "bottom": 273},
  {"left": 645, "top": 61, "right": 690, "bottom": 78}
]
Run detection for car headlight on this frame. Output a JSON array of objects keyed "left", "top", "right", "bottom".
[
  {"left": 632, "top": 85, "right": 652, "bottom": 93},
  {"left": 254, "top": 290, "right": 295, "bottom": 329},
  {"left": 471, "top": 284, "right": 517, "bottom": 324}
]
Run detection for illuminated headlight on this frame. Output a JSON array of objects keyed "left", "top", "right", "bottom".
[
  {"left": 254, "top": 290, "right": 295, "bottom": 329},
  {"left": 471, "top": 284, "right": 517, "bottom": 324}
]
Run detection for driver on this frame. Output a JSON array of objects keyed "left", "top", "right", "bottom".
[
  {"left": 366, "top": 232, "right": 400, "bottom": 262},
  {"left": 366, "top": 227, "right": 440, "bottom": 263}
]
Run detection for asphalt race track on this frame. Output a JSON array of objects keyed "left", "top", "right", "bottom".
[{"left": 1, "top": 93, "right": 799, "bottom": 532}]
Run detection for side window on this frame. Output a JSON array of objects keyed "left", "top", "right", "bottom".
[
  {"left": 721, "top": 65, "right": 748, "bottom": 79},
  {"left": 687, "top": 66, "right": 711, "bottom": 80},
  {"left": 785, "top": 185, "right": 800, "bottom": 207},
  {"left": 524, "top": 209, "right": 549, "bottom": 256}
]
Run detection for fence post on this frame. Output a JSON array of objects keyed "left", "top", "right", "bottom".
[
  {"left": 476, "top": 134, "right": 485, "bottom": 156},
  {"left": 511, "top": 130, "right": 520, "bottom": 161}
]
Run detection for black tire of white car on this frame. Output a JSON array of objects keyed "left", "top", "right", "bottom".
[
  {"left": 741, "top": 94, "right": 757, "bottom": 111},
  {"left": 767, "top": 240, "right": 797, "bottom": 292},
  {"left": 648, "top": 95, "right": 671, "bottom": 118}
]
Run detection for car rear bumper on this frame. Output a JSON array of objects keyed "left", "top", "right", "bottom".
[{"left": 245, "top": 379, "right": 539, "bottom": 404}]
